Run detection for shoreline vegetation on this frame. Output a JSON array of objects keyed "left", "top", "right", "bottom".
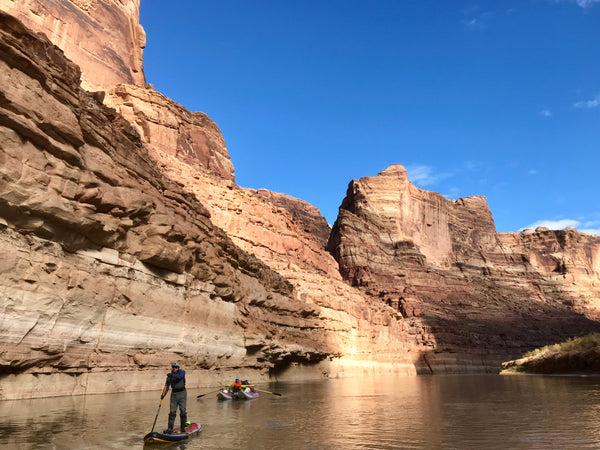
[{"left": 501, "top": 333, "right": 600, "bottom": 375}]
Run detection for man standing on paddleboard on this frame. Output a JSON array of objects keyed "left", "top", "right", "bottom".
[{"left": 163, "top": 361, "right": 187, "bottom": 434}]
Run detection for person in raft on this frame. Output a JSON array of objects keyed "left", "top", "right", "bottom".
[
  {"left": 232, "top": 378, "right": 242, "bottom": 392},
  {"left": 163, "top": 361, "right": 187, "bottom": 434}
]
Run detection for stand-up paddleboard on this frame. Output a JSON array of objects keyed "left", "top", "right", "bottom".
[{"left": 143, "top": 422, "right": 201, "bottom": 444}]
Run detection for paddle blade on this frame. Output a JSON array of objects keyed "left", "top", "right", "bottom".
[
  {"left": 197, "top": 387, "right": 225, "bottom": 399},
  {"left": 254, "top": 388, "right": 282, "bottom": 396}
]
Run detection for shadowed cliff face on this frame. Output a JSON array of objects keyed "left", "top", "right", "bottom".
[{"left": 327, "top": 165, "right": 600, "bottom": 371}]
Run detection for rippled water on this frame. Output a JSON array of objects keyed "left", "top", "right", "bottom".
[{"left": 2, "top": 374, "right": 600, "bottom": 449}]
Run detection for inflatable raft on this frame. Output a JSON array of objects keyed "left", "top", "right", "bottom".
[
  {"left": 217, "top": 387, "right": 260, "bottom": 400},
  {"left": 235, "top": 387, "right": 260, "bottom": 400},
  {"left": 217, "top": 389, "right": 235, "bottom": 400}
]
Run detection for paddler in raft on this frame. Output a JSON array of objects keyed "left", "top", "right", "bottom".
[
  {"left": 163, "top": 361, "right": 187, "bottom": 434},
  {"left": 231, "top": 378, "right": 242, "bottom": 393}
]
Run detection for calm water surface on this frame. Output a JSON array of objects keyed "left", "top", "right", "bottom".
[{"left": 1, "top": 375, "right": 600, "bottom": 449}]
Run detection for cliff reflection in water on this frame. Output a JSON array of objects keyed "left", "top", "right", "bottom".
[{"left": 2, "top": 375, "right": 600, "bottom": 449}]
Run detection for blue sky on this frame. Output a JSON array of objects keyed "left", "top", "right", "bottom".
[{"left": 140, "top": 1, "right": 599, "bottom": 234}]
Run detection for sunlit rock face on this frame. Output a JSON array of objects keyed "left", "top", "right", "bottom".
[
  {"left": 4, "top": 0, "right": 599, "bottom": 396},
  {"left": 105, "top": 85, "right": 236, "bottom": 182},
  {"left": 0, "top": 11, "right": 314, "bottom": 399},
  {"left": 0, "top": 11, "right": 420, "bottom": 400},
  {"left": 328, "top": 165, "right": 600, "bottom": 372},
  {"left": 121, "top": 139, "right": 422, "bottom": 384},
  {"left": 0, "top": 0, "right": 146, "bottom": 92},
  {"left": 251, "top": 188, "right": 332, "bottom": 249},
  {"left": 0, "top": 1, "right": 236, "bottom": 182},
  {"left": 497, "top": 227, "right": 600, "bottom": 315}
]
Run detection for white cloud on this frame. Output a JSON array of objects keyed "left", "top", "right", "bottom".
[
  {"left": 406, "top": 165, "right": 439, "bottom": 187},
  {"left": 528, "top": 169, "right": 538, "bottom": 175},
  {"left": 405, "top": 164, "right": 456, "bottom": 188},
  {"left": 582, "top": 228, "right": 600, "bottom": 236},
  {"left": 522, "top": 218, "right": 580, "bottom": 230},
  {"left": 461, "top": 7, "right": 494, "bottom": 30},
  {"left": 574, "top": 95, "right": 600, "bottom": 109},
  {"left": 582, "top": 220, "right": 600, "bottom": 235},
  {"left": 575, "top": 0, "right": 600, "bottom": 7},
  {"left": 554, "top": 0, "right": 600, "bottom": 8},
  {"left": 521, "top": 218, "right": 600, "bottom": 236},
  {"left": 540, "top": 109, "right": 552, "bottom": 117},
  {"left": 442, "top": 186, "right": 462, "bottom": 199}
]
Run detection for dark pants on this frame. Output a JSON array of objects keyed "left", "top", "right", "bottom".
[{"left": 168, "top": 390, "right": 187, "bottom": 431}]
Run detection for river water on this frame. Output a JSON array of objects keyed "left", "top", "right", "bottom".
[{"left": 1, "top": 374, "right": 600, "bottom": 449}]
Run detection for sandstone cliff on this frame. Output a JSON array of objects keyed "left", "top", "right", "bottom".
[
  {"left": 2, "top": 0, "right": 600, "bottom": 401},
  {"left": 0, "top": 0, "right": 146, "bottom": 92},
  {"left": 105, "top": 84, "right": 235, "bottom": 182},
  {"left": 251, "top": 188, "right": 332, "bottom": 249},
  {"left": 102, "top": 90, "right": 421, "bottom": 379},
  {"left": 0, "top": 1, "right": 235, "bottom": 184},
  {"left": 0, "top": 11, "right": 419, "bottom": 400},
  {"left": 328, "top": 165, "right": 600, "bottom": 371}
]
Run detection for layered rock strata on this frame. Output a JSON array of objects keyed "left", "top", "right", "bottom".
[
  {"left": 328, "top": 165, "right": 600, "bottom": 372},
  {"left": 0, "top": 11, "right": 419, "bottom": 400},
  {"left": 104, "top": 120, "right": 422, "bottom": 380},
  {"left": 3, "top": 0, "right": 600, "bottom": 400},
  {"left": 105, "top": 84, "right": 235, "bottom": 182},
  {"left": 0, "top": 0, "right": 146, "bottom": 92},
  {"left": 0, "top": 1, "right": 237, "bottom": 184},
  {"left": 251, "top": 188, "right": 332, "bottom": 249}
]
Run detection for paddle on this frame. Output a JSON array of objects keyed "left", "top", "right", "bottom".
[
  {"left": 196, "top": 387, "right": 225, "bottom": 399},
  {"left": 150, "top": 381, "right": 169, "bottom": 433},
  {"left": 251, "top": 387, "right": 282, "bottom": 396}
]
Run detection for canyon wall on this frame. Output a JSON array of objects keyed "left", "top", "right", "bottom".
[
  {"left": 328, "top": 165, "right": 600, "bottom": 371},
  {"left": 103, "top": 87, "right": 422, "bottom": 380},
  {"left": 0, "top": 10, "right": 418, "bottom": 400},
  {"left": 1, "top": 0, "right": 600, "bottom": 400},
  {"left": 0, "top": 1, "right": 235, "bottom": 183},
  {"left": 0, "top": 0, "right": 146, "bottom": 92},
  {"left": 105, "top": 84, "right": 235, "bottom": 182}
]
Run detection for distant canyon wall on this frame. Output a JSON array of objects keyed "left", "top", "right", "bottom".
[{"left": 328, "top": 165, "right": 600, "bottom": 371}]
